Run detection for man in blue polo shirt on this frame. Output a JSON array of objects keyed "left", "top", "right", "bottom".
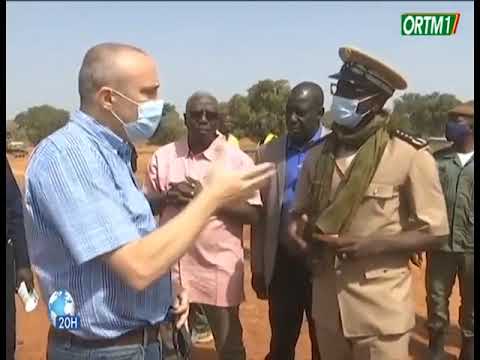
[
  {"left": 252, "top": 82, "right": 329, "bottom": 360},
  {"left": 23, "top": 42, "right": 274, "bottom": 359}
]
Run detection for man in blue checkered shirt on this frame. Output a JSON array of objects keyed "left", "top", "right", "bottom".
[{"left": 24, "top": 42, "right": 274, "bottom": 360}]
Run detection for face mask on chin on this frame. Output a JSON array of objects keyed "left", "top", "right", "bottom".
[{"left": 110, "top": 90, "right": 165, "bottom": 145}]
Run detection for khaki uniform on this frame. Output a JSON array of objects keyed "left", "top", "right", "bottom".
[{"left": 293, "top": 134, "right": 450, "bottom": 360}]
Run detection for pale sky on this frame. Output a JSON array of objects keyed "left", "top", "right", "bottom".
[{"left": 6, "top": 1, "right": 474, "bottom": 120}]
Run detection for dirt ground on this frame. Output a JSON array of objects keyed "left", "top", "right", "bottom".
[{"left": 9, "top": 147, "right": 462, "bottom": 360}]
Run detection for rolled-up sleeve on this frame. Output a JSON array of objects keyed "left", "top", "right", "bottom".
[
  {"left": 26, "top": 150, "right": 141, "bottom": 265},
  {"left": 407, "top": 148, "right": 450, "bottom": 236}
]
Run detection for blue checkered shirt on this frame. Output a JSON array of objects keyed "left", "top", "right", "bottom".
[{"left": 24, "top": 110, "right": 172, "bottom": 339}]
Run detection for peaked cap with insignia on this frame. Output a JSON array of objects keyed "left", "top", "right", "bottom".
[{"left": 329, "top": 46, "right": 407, "bottom": 97}]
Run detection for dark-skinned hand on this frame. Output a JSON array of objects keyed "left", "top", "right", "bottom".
[
  {"left": 302, "top": 216, "right": 424, "bottom": 263},
  {"left": 316, "top": 234, "right": 424, "bottom": 264},
  {"left": 286, "top": 214, "right": 312, "bottom": 258},
  {"left": 16, "top": 267, "right": 35, "bottom": 292},
  {"left": 169, "top": 177, "right": 203, "bottom": 202},
  {"left": 311, "top": 231, "right": 384, "bottom": 259},
  {"left": 251, "top": 273, "right": 268, "bottom": 300},
  {"left": 166, "top": 181, "right": 196, "bottom": 206},
  {"left": 288, "top": 213, "right": 372, "bottom": 259},
  {"left": 409, "top": 252, "right": 423, "bottom": 268},
  {"left": 184, "top": 177, "right": 203, "bottom": 197}
]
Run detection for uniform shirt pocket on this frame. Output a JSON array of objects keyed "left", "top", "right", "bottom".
[
  {"left": 364, "top": 183, "right": 398, "bottom": 199},
  {"left": 364, "top": 267, "right": 409, "bottom": 280},
  {"left": 363, "top": 183, "right": 400, "bottom": 211}
]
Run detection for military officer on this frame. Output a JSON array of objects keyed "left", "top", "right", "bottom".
[
  {"left": 426, "top": 101, "right": 474, "bottom": 360},
  {"left": 288, "top": 46, "right": 450, "bottom": 360}
]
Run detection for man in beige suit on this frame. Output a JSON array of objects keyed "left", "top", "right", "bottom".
[
  {"left": 288, "top": 47, "right": 450, "bottom": 360},
  {"left": 252, "top": 81, "right": 329, "bottom": 360}
]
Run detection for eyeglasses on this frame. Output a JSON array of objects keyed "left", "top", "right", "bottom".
[
  {"left": 331, "top": 81, "right": 380, "bottom": 103},
  {"left": 189, "top": 110, "right": 219, "bottom": 121}
]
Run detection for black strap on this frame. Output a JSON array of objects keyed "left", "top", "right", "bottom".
[
  {"left": 130, "top": 146, "right": 138, "bottom": 173},
  {"left": 172, "top": 324, "right": 192, "bottom": 359}
]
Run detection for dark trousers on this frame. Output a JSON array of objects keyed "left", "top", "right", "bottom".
[
  {"left": 189, "top": 303, "right": 211, "bottom": 334},
  {"left": 426, "top": 251, "right": 474, "bottom": 338},
  {"left": 6, "top": 243, "right": 16, "bottom": 360},
  {"left": 267, "top": 245, "right": 321, "bottom": 360},
  {"left": 189, "top": 303, "right": 246, "bottom": 360},
  {"left": 6, "top": 293, "right": 15, "bottom": 360}
]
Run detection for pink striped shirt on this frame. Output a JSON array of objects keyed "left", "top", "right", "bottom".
[{"left": 144, "top": 135, "right": 261, "bottom": 306}]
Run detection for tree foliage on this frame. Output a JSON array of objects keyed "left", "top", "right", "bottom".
[
  {"left": 391, "top": 92, "right": 462, "bottom": 137},
  {"left": 13, "top": 105, "right": 69, "bottom": 145},
  {"left": 6, "top": 90, "right": 468, "bottom": 146},
  {"left": 148, "top": 102, "right": 186, "bottom": 146},
  {"left": 221, "top": 79, "right": 291, "bottom": 141}
]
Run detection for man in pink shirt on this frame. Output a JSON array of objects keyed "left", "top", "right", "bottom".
[{"left": 144, "top": 91, "right": 261, "bottom": 360}]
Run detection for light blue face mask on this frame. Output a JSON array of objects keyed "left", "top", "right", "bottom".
[
  {"left": 111, "top": 90, "right": 165, "bottom": 144},
  {"left": 330, "top": 95, "right": 372, "bottom": 129}
]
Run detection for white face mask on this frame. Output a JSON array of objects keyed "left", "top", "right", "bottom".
[
  {"left": 330, "top": 95, "right": 372, "bottom": 129},
  {"left": 110, "top": 90, "right": 165, "bottom": 144}
]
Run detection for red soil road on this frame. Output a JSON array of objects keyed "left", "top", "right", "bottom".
[{"left": 9, "top": 150, "right": 462, "bottom": 360}]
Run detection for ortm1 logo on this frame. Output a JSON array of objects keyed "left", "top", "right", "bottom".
[{"left": 401, "top": 13, "right": 460, "bottom": 36}]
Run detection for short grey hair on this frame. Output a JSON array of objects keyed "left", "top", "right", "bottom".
[
  {"left": 185, "top": 91, "right": 218, "bottom": 112},
  {"left": 78, "top": 42, "right": 147, "bottom": 106}
]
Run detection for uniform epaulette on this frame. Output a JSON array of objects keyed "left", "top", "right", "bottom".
[{"left": 392, "top": 129, "right": 428, "bottom": 149}]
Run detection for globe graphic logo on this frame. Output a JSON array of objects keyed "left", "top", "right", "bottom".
[{"left": 48, "top": 290, "right": 75, "bottom": 325}]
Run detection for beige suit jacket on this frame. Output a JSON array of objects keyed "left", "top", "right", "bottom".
[{"left": 251, "top": 135, "right": 287, "bottom": 289}]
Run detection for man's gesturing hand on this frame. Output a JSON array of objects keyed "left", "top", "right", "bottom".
[{"left": 203, "top": 144, "right": 275, "bottom": 206}]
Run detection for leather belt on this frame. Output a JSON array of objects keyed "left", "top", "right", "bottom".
[{"left": 49, "top": 324, "right": 162, "bottom": 349}]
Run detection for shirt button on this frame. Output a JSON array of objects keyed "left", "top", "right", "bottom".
[{"left": 336, "top": 269, "right": 342, "bottom": 276}]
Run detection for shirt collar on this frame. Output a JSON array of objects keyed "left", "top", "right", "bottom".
[
  {"left": 287, "top": 126, "right": 329, "bottom": 152},
  {"left": 441, "top": 146, "right": 474, "bottom": 166},
  {"left": 178, "top": 134, "right": 226, "bottom": 161},
  {"left": 457, "top": 151, "right": 475, "bottom": 166},
  {"left": 71, "top": 110, "right": 132, "bottom": 158}
]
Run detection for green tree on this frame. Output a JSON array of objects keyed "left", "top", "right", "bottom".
[
  {"left": 246, "top": 79, "right": 291, "bottom": 139},
  {"left": 226, "top": 94, "right": 252, "bottom": 139},
  {"left": 218, "top": 101, "right": 229, "bottom": 116},
  {"left": 13, "top": 105, "right": 69, "bottom": 145},
  {"left": 149, "top": 102, "right": 186, "bottom": 146},
  {"left": 6, "top": 119, "right": 28, "bottom": 143},
  {"left": 220, "top": 80, "right": 292, "bottom": 141},
  {"left": 391, "top": 92, "right": 461, "bottom": 137}
]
